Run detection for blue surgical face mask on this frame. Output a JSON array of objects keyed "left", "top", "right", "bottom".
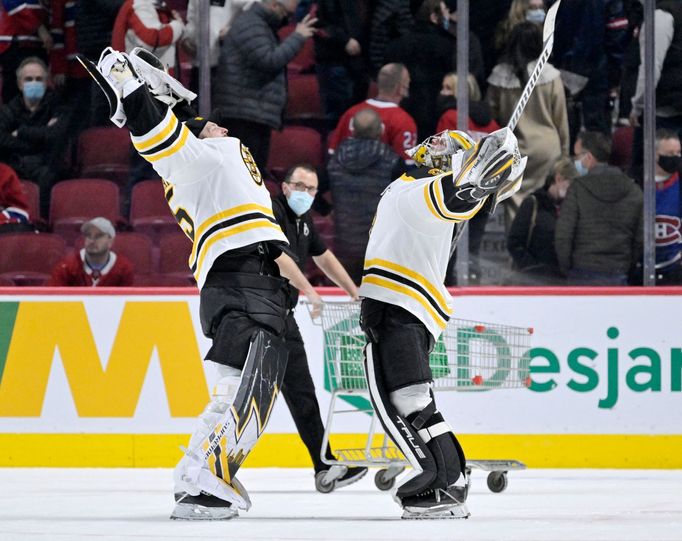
[
  {"left": 442, "top": 17, "right": 450, "bottom": 31},
  {"left": 526, "top": 8, "right": 546, "bottom": 24},
  {"left": 22, "top": 81, "right": 46, "bottom": 102},
  {"left": 574, "top": 157, "right": 589, "bottom": 177},
  {"left": 287, "top": 190, "right": 315, "bottom": 216}
]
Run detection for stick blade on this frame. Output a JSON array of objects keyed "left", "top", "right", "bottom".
[{"left": 543, "top": 0, "right": 561, "bottom": 41}]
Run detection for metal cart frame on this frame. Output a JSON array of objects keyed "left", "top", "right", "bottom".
[{"left": 306, "top": 301, "right": 532, "bottom": 494}]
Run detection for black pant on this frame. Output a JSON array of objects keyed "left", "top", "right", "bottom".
[
  {"left": 281, "top": 312, "right": 334, "bottom": 472},
  {"left": 219, "top": 118, "right": 271, "bottom": 175}
]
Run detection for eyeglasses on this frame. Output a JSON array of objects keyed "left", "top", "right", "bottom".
[{"left": 287, "top": 181, "right": 318, "bottom": 195}]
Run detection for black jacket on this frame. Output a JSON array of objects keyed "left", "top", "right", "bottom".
[
  {"left": 508, "top": 188, "right": 564, "bottom": 282},
  {"left": 555, "top": 165, "right": 643, "bottom": 274},
  {"left": 76, "top": 0, "right": 125, "bottom": 60},
  {"left": 328, "top": 137, "right": 402, "bottom": 282},
  {"left": 212, "top": 4, "right": 306, "bottom": 130},
  {"left": 0, "top": 91, "right": 69, "bottom": 169},
  {"left": 385, "top": 20, "right": 456, "bottom": 139},
  {"left": 656, "top": 0, "right": 682, "bottom": 109},
  {"left": 271, "top": 193, "right": 327, "bottom": 305}
]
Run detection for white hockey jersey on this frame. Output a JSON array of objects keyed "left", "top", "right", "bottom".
[
  {"left": 130, "top": 108, "right": 288, "bottom": 289},
  {"left": 359, "top": 171, "right": 485, "bottom": 339}
]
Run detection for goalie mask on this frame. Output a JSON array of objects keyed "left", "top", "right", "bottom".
[
  {"left": 406, "top": 130, "right": 475, "bottom": 172},
  {"left": 452, "top": 127, "right": 528, "bottom": 204}
]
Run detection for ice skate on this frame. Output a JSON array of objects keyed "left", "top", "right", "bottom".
[
  {"left": 400, "top": 486, "right": 470, "bottom": 520},
  {"left": 170, "top": 491, "right": 239, "bottom": 521}
]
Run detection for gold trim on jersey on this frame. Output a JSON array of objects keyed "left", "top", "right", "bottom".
[
  {"left": 145, "top": 125, "right": 190, "bottom": 162},
  {"left": 190, "top": 204, "right": 277, "bottom": 264},
  {"left": 364, "top": 258, "right": 451, "bottom": 316},
  {"left": 423, "top": 180, "right": 485, "bottom": 222},
  {"left": 361, "top": 276, "right": 448, "bottom": 330},
  {"left": 193, "top": 219, "right": 283, "bottom": 280},
  {"left": 131, "top": 109, "right": 177, "bottom": 152}
]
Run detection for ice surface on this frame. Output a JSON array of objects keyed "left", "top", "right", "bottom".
[{"left": 0, "top": 468, "right": 680, "bottom": 541}]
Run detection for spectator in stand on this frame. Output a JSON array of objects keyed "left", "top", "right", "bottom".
[
  {"left": 0, "top": 57, "right": 69, "bottom": 217},
  {"left": 385, "top": 0, "right": 456, "bottom": 140},
  {"left": 436, "top": 72, "right": 499, "bottom": 137},
  {"left": 494, "top": 0, "right": 546, "bottom": 60},
  {"left": 555, "top": 131, "right": 643, "bottom": 286},
  {"left": 441, "top": 0, "right": 485, "bottom": 88},
  {"left": 270, "top": 163, "right": 366, "bottom": 488},
  {"left": 48, "top": 217, "right": 134, "bottom": 287},
  {"left": 212, "top": 0, "right": 317, "bottom": 172},
  {"left": 183, "top": 0, "right": 257, "bottom": 90},
  {"left": 314, "top": 0, "right": 370, "bottom": 130},
  {"left": 0, "top": 163, "right": 31, "bottom": 232},
  {"left": 630, "top": 1, "right": 682, "bottom": 183},
  {"left": 653, "top": 129, "right": 682, "bottom": 285},
  {"left": 487, "top": 21, "right": 569, "bottom": 223},
  {"left": 368, "top": 0, "right": 413, "bottom": 77},
  {"left": 327, "top": 108, "right": 404, "bottom": 283},
  {"left": 0, "top": 0, "right": 51, "bottom": 104},
  {"left": 553, "top": 0, "right": 629, "bottom": 141},
  {"left": 507, "top": 157, "right": 577, "bottom": 285},
  {"left": 436, "top": 71, "right": 500, "bottom": 284},
  {"left": 328, "top": 63, "right": 416, "bottom": 161},
  {"left": 112, "top": 0, "right": 185, "bottom": 75}
]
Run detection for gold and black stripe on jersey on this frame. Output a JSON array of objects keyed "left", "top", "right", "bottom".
[
  {"left": 362, "top": 258, "right": 451, "bottom": 330},
  {"left": 131, "top": 110, "right": 189, "bottom": 162},
  {"left": 424, "top": 175, "right": 485, "bottom": 222},
  {"left": 189, "top": 204, "right": 284, "bottom": 278}
]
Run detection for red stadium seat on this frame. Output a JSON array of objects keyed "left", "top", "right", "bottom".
[
  {"left": 20, "top": 180, "right": 41, "bottom": 224},
  {"left": 285, "top": 75, "right": 324, "bottom": 125},
  {"left": 267, "top": 126, "right": 323, "bottom": 182},
  {"left": 0, "top": 275, "right": 16, "bottom": 286},
  {"left": 133, "top": 273, "right": 196, "bottom": 287},
  {"left": 129, "top": 179, "right": 177, "bottom": 242},
  {"left": 609, "top": 126, "right": 634, "bottom": 171},
  {"left": 77, "top": 127, "right": 132, "bottom": 186},
  {"left": 50, "top": 179, "right": 123, "bottom": 246},
  {"left": 158, "top": 232, "right": 194, "bottom": 282},
  {"left": 0, "top": 232, "right": 66, "bottom": 285},
  {"left": 112, "top": 232, "right": 154, "bottom": 276}
]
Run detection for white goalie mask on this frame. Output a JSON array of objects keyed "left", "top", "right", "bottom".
[
  {"left": 406, "top": 130, "right": 476, "bottom": 171},
  {"left": 452, "top": 127, "right": 528, "bottom": 204}
]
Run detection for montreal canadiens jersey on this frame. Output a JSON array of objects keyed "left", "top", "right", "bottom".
[
  {"left": 130, "top": 108, "right": 289, "bottom": 289},
  {"left": 359, "top": 171, "right": 485, "bottom": 339}
]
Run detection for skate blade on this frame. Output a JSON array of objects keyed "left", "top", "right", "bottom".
[
  {"left": 401, "top": 503, "right": 470, "bottom": 520},
  {"left": 169, "top": 502, "right": 239, "bottom": 521}
]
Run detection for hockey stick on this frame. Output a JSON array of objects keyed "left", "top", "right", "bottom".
[{"left": 450, "top": 0, "right": 561, "bottom": 256}]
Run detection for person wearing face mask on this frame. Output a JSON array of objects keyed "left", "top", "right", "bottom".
[
  {"left": 653, "top": 129, "right": 682, "bottom": 284},
  {"left": 494, "top": 0, "right": 547, "bottom": 56},
  {"left": 270, "top": 163, "right": 367, "bottom": 490},
  {"left": 555, "top": 130, "right": 643, "bottom": 285},
  {"left": 507, "top": 157, "right": 578, "bottom": 285},
  {"left": 0, "top": 57, "right": 69, "bottom": 218},
  {"left": 212, "top": 0, "right": 318, "bottom": 172}
]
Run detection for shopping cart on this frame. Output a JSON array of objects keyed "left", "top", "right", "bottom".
[{"left": 305, "top": 301, "right": 533, "bottom": 494}]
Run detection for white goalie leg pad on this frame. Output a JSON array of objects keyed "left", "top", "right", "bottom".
[{"left": 173, "top": 363, "right": 251, "bottom": 508}]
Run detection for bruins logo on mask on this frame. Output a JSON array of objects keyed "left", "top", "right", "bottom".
[{"left": 240, "top": 144, "right": 263, "bottom": 186}]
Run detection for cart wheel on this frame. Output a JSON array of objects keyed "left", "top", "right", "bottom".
[
  {"left": 486, "top": 471, "right": 508, "bottom": 493},
  {"left": 315, "top": 471, "right": 336, "bottom": 493},
  {"left": 374, "top": 469, "right": 396, "bottom": 491}
]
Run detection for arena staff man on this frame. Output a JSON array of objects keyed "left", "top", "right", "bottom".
[
  {"left": 359, "top": 128, "right": 527, "bottom": 519},
  {"left": 272, "top": 163, "right": 367, "bottom": 489},
  {"left": 82, "top": 47, "right": 297, "bottom": 521}
]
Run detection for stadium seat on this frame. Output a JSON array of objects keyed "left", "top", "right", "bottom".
[
  {"left": 610, "top": 126, "right": 634, "bottom": 172},
  {"left": 0, "top": 232, "right": 66, "bottom": 286},
  {"left": 0, "top": 275, "right": 15, "bottom": 286},
  {"left": 50, "top": 178, "right": 123, "bottom": 246},
  {"left": 267, "top": 126, "right": 323, "bottom": 182},
  {"left": 77, "top": 126, "right": 132, "bottom": 186},
  {"left": 19, "top": 180, "right": 42, "bottom": 224},
  {"left": 129, "top": 179, "right": 177, "bottom": 242},
  {"left": 133, "top": 273, "right": 196, "bottom": 287},
  {"left": 285, "top": 75, "right": 324, "bottom": 126},
  {"left": 158, "top": 232, "right": 194, "bottom": 282},
  {"left": 74, "top": 231, "right": 154, "bottom": 276}
]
